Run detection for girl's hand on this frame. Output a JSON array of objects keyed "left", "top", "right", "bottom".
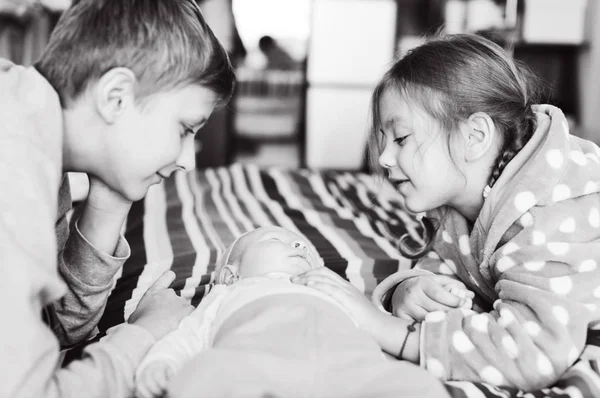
[
  {"left": 291, "top": 267, "right": 384, "bottom": 334},
  {"left": 391, "top": 275, "right": 474, "bottom": 321}
]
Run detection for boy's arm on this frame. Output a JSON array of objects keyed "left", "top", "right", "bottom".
[
  {"left": 0, "top": 125, "right": 155, "bottom": 398},
  {"left": 135, "top": 286, "right": 227, "bottom": 398},
  {"left": 50, "top": 176, "right": 132, "bottom": 347}
]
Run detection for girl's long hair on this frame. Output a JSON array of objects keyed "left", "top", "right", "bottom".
[{"left": 368, "top": 33, "right": 542, "bottom": 258}]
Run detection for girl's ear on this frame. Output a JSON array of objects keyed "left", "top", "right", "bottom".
[
  {"left": 217, "top": 264, "right": 239, "bottom": 285},
  {"left": 462, "top": 112, "right": 497, "bottom": 162}
]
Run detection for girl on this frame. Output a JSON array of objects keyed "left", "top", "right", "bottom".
[{"left": 292, "top": 33, "right": 600, "bottom": 392}]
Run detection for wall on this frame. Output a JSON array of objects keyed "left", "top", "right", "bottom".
[{"left": 577, "top": 0, "right": 600, "bottom": 144}]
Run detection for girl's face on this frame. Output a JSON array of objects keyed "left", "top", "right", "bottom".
[{"left": 377, "top": 89, "right": 466, "bottom": 214}]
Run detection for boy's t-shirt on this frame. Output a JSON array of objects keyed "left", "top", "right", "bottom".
[{"left": 0, "top": 59, "right": 155, "bottom": 398}]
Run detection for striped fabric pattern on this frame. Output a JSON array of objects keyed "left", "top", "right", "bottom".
[
  {"left": 98, "top": 163, "right": 416, "bottom": 332},
  {"left": 95, "top": 164, "right": 600, "bottom": 398}
]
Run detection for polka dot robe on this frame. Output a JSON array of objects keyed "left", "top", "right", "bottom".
[{"left": 374, "top": 105, "right": 600, "bottom": 391}]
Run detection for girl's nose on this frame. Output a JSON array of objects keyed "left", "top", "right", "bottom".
[{"left": 378, "top": 145, "right": 397, "bottom": 169}]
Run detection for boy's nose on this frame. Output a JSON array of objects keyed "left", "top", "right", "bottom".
[{"left": 176, "top": 137, "right": 196, "bottom": 172}]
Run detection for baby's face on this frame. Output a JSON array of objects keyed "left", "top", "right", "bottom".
[{"left": 236, "top": 226, "right": 320, "bottom": 278}]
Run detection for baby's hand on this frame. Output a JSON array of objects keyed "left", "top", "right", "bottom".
[
  {"left": 390, "top": 275, "right": 474, "bottom": 321},
  {"left": 136, "top": 362, "right": 175, "bottom": 398}
]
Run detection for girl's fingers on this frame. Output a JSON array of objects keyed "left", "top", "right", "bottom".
[
  {"left": 422, "top": 281, "right": 464, "bottom": 308},
  {"left": 292, "top": 269, "right": 348, "bottom": 287}
]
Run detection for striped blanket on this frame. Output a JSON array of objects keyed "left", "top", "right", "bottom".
[{"left": 95, "top": 164, "right": 600, "bottom": 398}]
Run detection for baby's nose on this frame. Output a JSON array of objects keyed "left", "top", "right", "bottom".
[{"left": 292, "top": 240, "right": 308, "bottom": 251}]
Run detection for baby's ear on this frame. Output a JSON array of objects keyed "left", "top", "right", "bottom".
[{"left": 217, "top": 264, "right": 239, "bottom": 285}]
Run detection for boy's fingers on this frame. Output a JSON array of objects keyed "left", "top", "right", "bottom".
[
  {"left": 149, "top": 270, "right": 176, "bottom": 291},
  {"left": 423, "top": 282, "right": 463, "bottom": 307}
]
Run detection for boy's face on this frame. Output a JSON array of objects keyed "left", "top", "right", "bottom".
[
  {"left": 235, "top": 226, "right": 321, "bottom": 278},
  {"left": 101, "top": 84, "right": 217, "bottom": 201}
]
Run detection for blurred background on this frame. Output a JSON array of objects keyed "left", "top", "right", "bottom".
[{"left": 1, "top": 0, "right": 598, "bottom": 171}]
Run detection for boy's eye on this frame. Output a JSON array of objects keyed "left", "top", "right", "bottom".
[{"left": 181, "top": 125, "right": 196, "bottom": 138}]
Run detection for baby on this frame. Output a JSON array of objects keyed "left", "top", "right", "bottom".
[{"left": 134, "top": 226, "right": 453, "bottom": 398}]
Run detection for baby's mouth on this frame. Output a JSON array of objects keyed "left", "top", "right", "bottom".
[{"left": 290, "top": 253, "right": 313, "bottom": 270}]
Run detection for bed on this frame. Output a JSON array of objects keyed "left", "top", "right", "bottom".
[{"left": 93, "top": 163, "right": 600, "bottom": 398}]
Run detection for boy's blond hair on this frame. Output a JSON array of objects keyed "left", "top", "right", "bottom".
[{"left": 36, "top": 0, "right": 235, "bottom": 107}]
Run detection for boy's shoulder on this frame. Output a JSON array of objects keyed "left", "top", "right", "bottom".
[{"left": 0, "top": 59, "right": 60, "bottom": 119}]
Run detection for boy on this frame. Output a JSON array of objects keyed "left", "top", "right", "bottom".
[{"left": 0, "top": 0, "right": 235, "bottom": 397}]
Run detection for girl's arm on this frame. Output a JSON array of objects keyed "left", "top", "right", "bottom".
[{"left": 291, "top": 268, "right": 421, "bottom": 362}]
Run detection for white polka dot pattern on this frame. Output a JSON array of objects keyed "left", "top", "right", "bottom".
[
  {"left": 525, "top": 321, "right": 541, "bottom": 337},
  {"left": 552, "top": 306, "right": 570, "bottom": 325},
  {"left": 537, "top": 353, "right": 554, "bottom": 376},
  {"left": 568, "top": 346, "right": 580, "bottom": 364},
  {"left": 524, "top": 261, "right": 546, "bottom": 271},
  {"left": 452, "top": 331, "right": 475, "bottom": 354},
  {"left": 514, "top": 191, "right": 536, "bottom": 212},
  {"left": 590, "top": 208, "right": 600, "bottom": 228},
  {"left": 546, "top": 149, "right": 564, "bottom": 169},
  {"left": 532, "top": 231, "right": 546, "bottom": 245},
  {"left": 549, "top": 276, "right": 573, "bottom": 295},
  {"left": 458, "top": 235, "right": 471, "bottom": 256},
  {"left": 496, "top": 256, "right": 516, "bottom": 273},
  {"left": 519, "top": 212, "right": 534, "bottom": 228},
  {"left": 559, "top": 217, "right": 576, "bottom": 234},
  {"left": 547, "top": 242, "right": 570, "bottom": 256},
  {"left": 569, "top": 150, "right": 587, "bottom": 166},
  {"left": 502, "top": 335, "right": 519, "bottom": 359},
  {"left": 584, "top": 181, "right": 598, "bottom": 195},
  {"left": 425, "top": 358, "right": 446, "bottom": 378},
  {"left": 579, "top": 259, "right": 597, "bottom": 272},
  {"left": 442, "top": 230, "right": 453, "bottom": 243},
  {"left": 552, "top": 184, "right": 571, "bottom": 202},
  {"left": 425, "top": 311, "right": 446, "bottom": 323},
  {"left": 498, "top": 308, "right": 516, "bottom": 327},
  {"left": 470, "top": 314, "right": 489, "bottom": 333},
  {"left": 502, "top": 242, "right": 519, "bottom": 255},
  {"left": 479, "top": 366, "right": 505, "bottom": 385}
]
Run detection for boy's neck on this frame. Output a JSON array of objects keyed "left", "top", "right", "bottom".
[{"left": 61, "top": 101, "right": 104, "bottom": 175}]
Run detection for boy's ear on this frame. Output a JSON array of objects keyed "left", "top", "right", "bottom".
[
  {"left": 94, "top": 67, "right": 137, "bottom": 124},
  {"left": 217, "top": 265, "right": 239, "bottom": 285},
  {"left": 462, "top": 112, "right": 496, "bottom": 162}
]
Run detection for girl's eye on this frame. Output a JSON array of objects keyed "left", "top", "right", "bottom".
[{"left": 394, "top": 135, "right": 409, "bottom": 146}]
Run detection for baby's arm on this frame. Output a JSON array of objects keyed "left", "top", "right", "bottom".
[{"left": 135, "top": 285, "right": 227, "bottom": 398}]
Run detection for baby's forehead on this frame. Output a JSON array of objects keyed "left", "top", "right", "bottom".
[{"left": 248, "top": 226, "right": 297, "bottom": 240}]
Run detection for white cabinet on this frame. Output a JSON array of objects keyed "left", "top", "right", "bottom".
[{"left": 305, "top": 0, "right": 397, "bottom": 169}]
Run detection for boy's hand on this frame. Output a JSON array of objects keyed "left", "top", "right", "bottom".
[
  {"left": 86, "top": 176, "right": 133, "bottom": 216},
  {"left": 391, "top": 275, "right": 474, "bottom": 321},
  {"left": 291, "top": 267, "right": 384, "bottom": 335},
  {"left": 136, "top": 362, "right": 175, "bottom": 398},
  {"left": 129, "top": 270, "right": 194, "bottom": 341},
  {"left": 77, "top": 176, "right": 133, "bottom": 255}
]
